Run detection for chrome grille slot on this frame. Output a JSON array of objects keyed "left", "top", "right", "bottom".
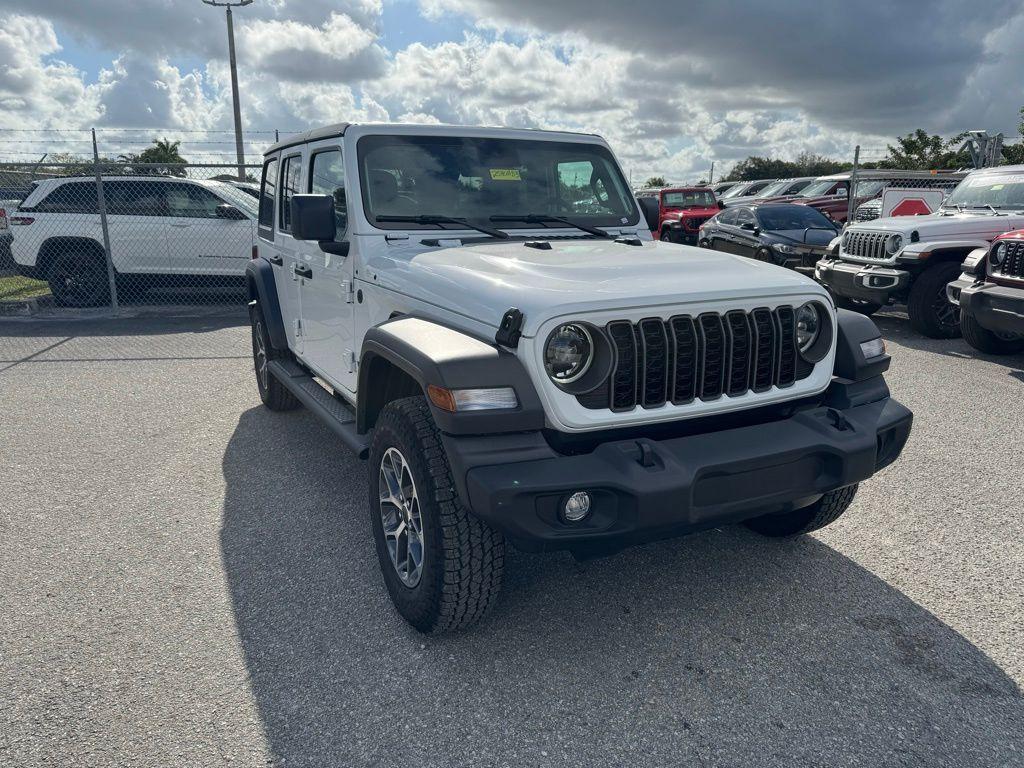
[
  {"left": 577, "top": 305, "right": 812, "bottom": 412},
  {"left": 995, "top": 240, "right": 1024, "bottom": 279},
  {"left": 844, "top": 230, "right": 889, "bottom": 260}
]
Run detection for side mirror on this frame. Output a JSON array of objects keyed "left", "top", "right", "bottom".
[
  {"left": 215, "top": 203, "right": 247, "bottom": 220},
  {"left": 637, "top": 196, "right": 660, "bottom": 232},
  {"left": 291, "top": 194, "right": 336, "bottom": 242},
  {"left": 740, "top": 221, "right": 756, "bottom": 232},
  {"left": 717, "top": 200, "right": 726, "bottom": 209}
]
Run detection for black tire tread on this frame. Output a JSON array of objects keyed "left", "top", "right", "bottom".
[
  {"left": 745, "top": 484, "right": 858, "bottom": 537},
  {"left": 960, "top": 311, "right": 1024, "bottom": 355},
  {"left": 373, "top": 396, "right": 504, "bottom": 633},
  {"left": 907, "top": 261, "right": 963, "bottom": 338},
  {"left": 250, "top": 303, "right": 300, "bottom": 411}
]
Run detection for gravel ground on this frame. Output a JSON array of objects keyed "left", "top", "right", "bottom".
[{"left": 1, "top": 308, "right": 1022, "bottom": 767}]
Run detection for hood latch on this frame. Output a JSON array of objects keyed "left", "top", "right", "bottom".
[{"left": 495, "top": 308, "right": 524, "bottom": 348}]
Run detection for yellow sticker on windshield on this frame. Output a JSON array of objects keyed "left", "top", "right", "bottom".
[
  {"left": 489, "top": 168, "right": 522, "bottom": 181},
  {"left": 991, "top": 184, "right": 1005, "bottom": 190}
]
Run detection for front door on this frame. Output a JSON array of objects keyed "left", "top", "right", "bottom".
[
  {"left": 296, "top": 145, "right": 356, "bottom": 393},
  {"left": 162, "top": 182, "right": 253, "bottom": 276},
  {"left": 732, "top": 208, "right": 759, "bottom": 258},
  {"left": 274, "top": 153, "right": 306, "bottom": 354}
]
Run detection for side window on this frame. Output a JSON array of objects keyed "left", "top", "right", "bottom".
[
  {"left": 35, "top": 182, "right": 98, "bottom": 214},
  {"left": 735, "top": 208, "right": 754, "bottom": 227},
  {"left": 279, "top": 154, "right": 302, "bottom": 233},
  {"left": 104, "top": 181, "right": 166, "bottom": 216},
  {"left": 308, "top": 149, "right": 347, "bottom": 237},
  {"left": 259, "top": 157, "right": 277, "bottom": 238},
  {"left": 164, "top": 183, "right": 223, "bottom": 218},
  {"left": 717, "top": 207, "right": 738, "bottom": 226}
]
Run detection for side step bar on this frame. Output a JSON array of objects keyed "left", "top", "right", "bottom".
[{"left": 267, "top": 359, "right": 370, "bottom": 459}]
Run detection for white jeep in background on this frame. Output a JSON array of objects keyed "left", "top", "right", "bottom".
[
  {"left": 247, "top": 122, "right": 912, "bottom": 633},
  {"left": 816, "top": 166, "right": 1024, "bottom": 337},
  {"left": 11, "top": 176, "right": 258, "bottom": 306}
]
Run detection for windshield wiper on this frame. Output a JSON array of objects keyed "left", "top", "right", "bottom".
[
  {"left": 375, "top": 214, "right": 510, "bottom": 240},
  {"left": 489, "top": 213, "right": 612, "bottom": 239}
]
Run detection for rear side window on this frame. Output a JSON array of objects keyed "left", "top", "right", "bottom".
[
  {"left": 34, "top": 182, "right": 98, "bottom": 214},
  {"left": 102, "top": 181, "right": 166, "bottom": 216},
  {"left": 259, "top": 157, "right": 277, "bottom": 237},
  {"left": 308, "top": 149, "right": 347, "bottom": 237},
  {"left": 279, "top": 155, "right": 302, "bottom": 233},
  {"left": 717, "top": 208, "right": 738, "bottom": 225}
]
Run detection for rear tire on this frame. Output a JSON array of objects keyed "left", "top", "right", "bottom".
[
  {"left": 960, "top": 311, "right": 1024, "bottom": 355},
  {"left": 744, "top": 485, "right": 858, "bottom": 537},
  {"left": 47, "top": 247, "right": 110, "bottom": 308},
  {"left": 907, "top": 261, "right": 963, "bottom": 338},
  {"left": 250, "top": 302, "right": 300, "bottom": 411},
  {"left": 369, "top": 396, "right": 505, "bottom": 634}
]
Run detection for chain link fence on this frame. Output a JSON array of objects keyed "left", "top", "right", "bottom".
[{"left": 0, "top": 159, "right": 262, "bottom": 309}]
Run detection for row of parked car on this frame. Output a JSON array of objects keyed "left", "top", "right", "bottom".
[{"left": 636, "top": 165, "right": 1024, "bottom": 355}]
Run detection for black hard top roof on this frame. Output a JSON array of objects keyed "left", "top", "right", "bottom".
[{"left": 263, "top": 123, "right": 349, "bottom": 156}]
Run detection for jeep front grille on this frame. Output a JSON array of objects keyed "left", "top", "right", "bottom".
[
  {"left": 843, "top": 230, "right": 889, "bottom": 260},
  {"left": 994, "top": 239, "right": 1024, "bottom": 280},
  {"left": 578, "top": 307, "right": 804, "bottom": 412}
]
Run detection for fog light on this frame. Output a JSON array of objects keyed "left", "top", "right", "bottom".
[{"left": 563, "top": 491, "right": 592, "bottom": 522}]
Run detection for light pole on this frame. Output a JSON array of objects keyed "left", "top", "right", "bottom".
[{"left": 203, "top": 0, "right": 252, "bottom": 181}]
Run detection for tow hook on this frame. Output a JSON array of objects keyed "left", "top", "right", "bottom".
[
  {"left": 636, "top": 441, "right": 658, "bottom": 468},
  {"left": 826, "top": 408, "right": 853, "bottom": 432}
]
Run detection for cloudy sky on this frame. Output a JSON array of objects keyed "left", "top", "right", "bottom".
[{"left": 1, "top": 0, "right": 1022, "bottom": 180}]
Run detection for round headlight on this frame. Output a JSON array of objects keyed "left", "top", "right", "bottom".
[
  {"left": 885, "top": 233, "right": 904, "bottom": 254},
  {"left": 991, "top": 241, "right": 1007, "bottom": 265},
  {"left": 796, "top": 303, "right": 820, "bottom": 352},
  {"left": 545, "top": 323, "right": 593, "bottom": 384},
  {"left": 841, "top": 231, "right": 850, "bottom": 249}
]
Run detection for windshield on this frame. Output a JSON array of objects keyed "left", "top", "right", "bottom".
[
  {"left": 853, "top": 180, "right": 886, "bottom": 197},
  {"left": 719, "top": 183, "right": 750, "bottom": 200},
  {"left": 798, "top": 180, "right": 843, "bottom": 197},
  {"left": 756, "top": 205, "right": 835, "bottom": 232},
  {"left": 357, "top": 135, "right": 638, "bottom": 230},
  {"left": 662, "top": 190, "right": 715, "bottom": 207},
  {"left": 753, "top": 180, "right": 792, "bottom": 198},
  {"left": 207, "top": 181, "right": 260, "bottom": 216},
  {"left": 942, "top": 173, "right": 1024, "bottom": 209}
]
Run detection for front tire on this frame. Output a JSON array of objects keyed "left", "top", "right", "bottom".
[
  {"left": 369, "top": 396, "right": 505, "bottom": 634},
  {"left": 744, "top": 485, "right": 858, "bottom": 537},
  {"left": 834, "top": 296, "right": 882, "bottom": 316},
  {"left": 660, "top": 229, "right": 675, "bottom": 243},
  {"left": 250, "top": 302, "right": 300, "bottom": 411},
  {"left": 907, "top": 262, "right": 963, "bottom": 338},
  {"left": 960, "top": 311, "right": 1024, "bottom": 355}
]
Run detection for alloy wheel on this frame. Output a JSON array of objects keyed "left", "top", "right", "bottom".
[
  {"left": 254, "top": 320, "right": 268, "bottom": 390},
  {"left": 378, "top": 447, "right": 425, "bottom": 587}
]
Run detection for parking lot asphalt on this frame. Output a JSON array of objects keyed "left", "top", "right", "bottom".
[{"left": 1, "top": 308, "right": 1022, "bottom": 768}]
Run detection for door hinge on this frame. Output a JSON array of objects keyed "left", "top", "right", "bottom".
[
  {"left": 293, "top": 318, "right": 302, "bottom": 338},
  {"left": 346, "top": 349, "right": 358, "bottom": 373},
  {"left": 342, "top": 279, "right": 354, "bottom": 304}
]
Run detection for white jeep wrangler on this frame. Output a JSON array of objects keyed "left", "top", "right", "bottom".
[
  {"left": 816, "top": 165, "right": 1024, "bottom": 338},
  {"left": 248, "top": 123, "right": 912, "bottom": 633}
]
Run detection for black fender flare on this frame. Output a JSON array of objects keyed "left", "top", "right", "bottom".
[
  {"left": 358, "top": 317, "right": 545, "bottom": 436},
  {"left": 245, "top": 258, "right": 288, "bottom": 351}
]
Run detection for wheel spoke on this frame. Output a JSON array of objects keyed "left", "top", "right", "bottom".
[{"left": 378, "top": 447, "right": 424, "bottom": 587}]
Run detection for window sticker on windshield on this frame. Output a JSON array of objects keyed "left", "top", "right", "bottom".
[
  {"left": 489, "top": 168, "right": 522, "bottom": 181},
  {"left": 990, "top": 184, "right": 1005, "bottom": 190}
]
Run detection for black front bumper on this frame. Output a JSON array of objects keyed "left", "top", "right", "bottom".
[
  {"left": 443, "top": 387, "right": 912, "bottom": 554},
  {"left": 815, "top": 258, "right": 910, "bottom": 304},
  {"left": 949, "top": 277, "right": 1024, "bottom": 336}
]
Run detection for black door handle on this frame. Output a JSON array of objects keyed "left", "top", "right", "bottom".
[
  {"left": 294, "top": 264, "right": 313, "bottom": 279},
  {"left": 267, "top": 254, "right": 283, "bottom": 266}
]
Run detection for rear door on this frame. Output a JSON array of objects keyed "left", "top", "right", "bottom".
[
  {"left": 732, "top": 207, "right": 759, "bottom": 258},
  {"left": 296, "top": 144, "right": 356, "bottom": 392},
  {"left": 163, "top": 182, "right": 253, "bottom": 276},
  {"left": 709, "top": 207, "right": 739, "bottom": 253},
  {"left": 102, "top": 180, "right": 170, "bottom": 274}
]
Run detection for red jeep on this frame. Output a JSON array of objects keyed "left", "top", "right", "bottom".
[{"left": 641, "top": 187, "right": 721, "bottom": 244}]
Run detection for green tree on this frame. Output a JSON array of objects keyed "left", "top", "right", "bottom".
[
  {"left": 879, "top": 129, "right": 968, "bottom": 170},
  {"left": 119, "top": 138, "right": 188, "bottom": 176},
  {"left": 643, "top": 176, "right": 667, "bottom": 188},
  {"left": 999, "top": 106, "right": 1024, "bottom": 164}
]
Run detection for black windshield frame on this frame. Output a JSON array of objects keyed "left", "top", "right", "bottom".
[{"left": 356, "top": 134, "right": 639, "bottom": 230}]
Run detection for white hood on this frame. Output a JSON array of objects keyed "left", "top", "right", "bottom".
[
  {"left": 853, "top": 211, "right": 1024, "bottom": 240},
  {"left": 372, "top": 238, "right": 829, "bottom": 336}
]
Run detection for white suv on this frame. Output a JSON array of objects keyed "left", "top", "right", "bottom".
[
  {"left": 11, "top": 176, "right": 257, "bottom": 306},
  {"left": 248, "top": 122, "right": 912, "bottom": 633}
]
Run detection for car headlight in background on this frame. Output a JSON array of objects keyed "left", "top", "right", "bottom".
[
  {"left": 545, "top": 323, "right": 593, "bottom": 384},
  {"left": 885, "top": 233, "right": 904, "bottom": 255},
  {"left": 774, "top": 244, "right": 797, "bottom": 254},
  {"left": 796, "top": 302, "right": 820, "bottom": 352},
  {"left": 991, "top": 241, "right": 1007, "bottom": 266}
]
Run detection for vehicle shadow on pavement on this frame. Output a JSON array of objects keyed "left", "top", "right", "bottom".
[
  {"left": 873, "top": 310, "right": 1024, "bottom": 369},
  {"left": 221, "top": 406, "right": 1022, "bottom": 768}
]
